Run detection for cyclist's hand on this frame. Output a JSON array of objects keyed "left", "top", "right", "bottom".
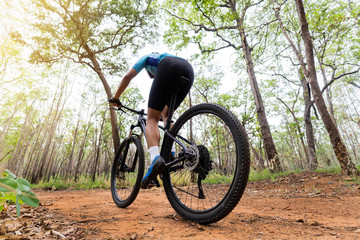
[{"left": 109, "top": 97, "right": 122, "bottom": 107}]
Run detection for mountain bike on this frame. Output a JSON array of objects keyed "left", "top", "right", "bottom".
[{"left": 110, "top": 77, "right": 250, "bottom": 224}]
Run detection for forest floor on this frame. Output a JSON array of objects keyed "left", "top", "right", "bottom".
[{"left": 2, "top": 171, "right": 360, "bottom": 240}]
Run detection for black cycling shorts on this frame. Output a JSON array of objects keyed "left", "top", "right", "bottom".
[{"left": 148, "top": 57, "right": 194, "bottom": 112}]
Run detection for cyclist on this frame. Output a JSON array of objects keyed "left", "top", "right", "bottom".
[{"left": 109, "top": 53, "right": 194, "bottom": 189}]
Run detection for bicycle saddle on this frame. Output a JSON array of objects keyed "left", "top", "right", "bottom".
[{"left": 175, "top": 76, "right": 190, "bottom": 89}]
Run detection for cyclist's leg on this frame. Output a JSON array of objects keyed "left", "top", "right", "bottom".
[
  {"left": 141, "top": 59, "right": 172, "bottom": 189},
  {"left": 145, "top": 108, "right": 161, "bottom": 148},
  {"left": 146, "top": 56, "right": 176, "bottom": 152},
  {"left": 142, "top": 57, "right": 194, "bottom": 188},
  {"left": 161, "top": 106, "right": 172, "bottom": 127},
  {"left": 146, "top": 58, "right": 171, "bottom": 162},
  {"left": 161, "top": 106, "right": 176, "bottom": 158},
  {"left": 141, "top": 107, "right": 164, "bottom": 189}
]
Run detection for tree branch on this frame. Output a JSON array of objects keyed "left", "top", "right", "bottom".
[
  {"left": 164, "top": 8, "right": 239, "bottom": 52},
  {"left": 272, "top": 2, "right": 308, "bottom": 76},
  {"left": 165, "top": 9, "right": 238, "bottom": 32},
  {"left": 321, "top": 67, "right": 360, "bottom": 93},
  {"left": 273, "top": 73, "right": 301, "bottom": 86},
  {"left": 349, "top": 81, "right": 360, "bottom": 89}
]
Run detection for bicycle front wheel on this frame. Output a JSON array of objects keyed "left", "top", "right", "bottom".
[
  {"left": 111, "top": 136, "right": 145, "bottom": 208},
  {"left": 162, "top": 103, "right": 250, "bottom": 224}
]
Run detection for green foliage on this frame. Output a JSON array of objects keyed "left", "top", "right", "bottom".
[
  {"left": 0, "top": 170, "right": 39, "bottom": 217},
  {"left": 249, "top": 169, "right": 291, "bottom": 182},
  {"left": 353, "top": 166, "right": 360, "bottom": 185},
  {"left": 31, "top": 175, "right": 110, "bottom": 190},
  {"left": 25, "top": 0, "right": 158, "bottom": 74},
  {"left": 315, "top": 167, "right": 341, "bottom": 174}
]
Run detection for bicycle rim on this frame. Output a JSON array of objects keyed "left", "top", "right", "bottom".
[
  {"left": 111, "top": 136, "right": 144, "bottom": 208},
  {"left": 162, "top": 103, "right": 250, "bottom": 224}
]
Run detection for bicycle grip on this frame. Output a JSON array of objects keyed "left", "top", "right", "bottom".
[{"left": 109, "top": 97, "right": 122, "bottom": 106}]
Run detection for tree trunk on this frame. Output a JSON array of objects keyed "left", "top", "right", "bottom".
[
  {"left": 46, "top": 137, "right": 62, "bottom": 182},
  {"left": 23, "top": 121, "right": 44, "bottom": 180},
  {"left": 0, "top": 104, "right": 21, "bottom": 157},
  {"left": 33, "top": 77, "right": 68, "bottom": 183},
  {"left": 85, "top": 45, "right": 120, "bottom": 153},
  {"left": 228, "top": 2, "right": 281, "bottom": 172},
  {"left": 300, "top": 69, "right": 318, "bottom": 170},
  {"left": 317, "top": 56, "right": 336, "bottom": 125},
  {"left": 250, "top": 145, "right": 265, "bottom": 171},
  {"left": 74, "top": 122, "right": 92, "bottom": 182},
  {"left": 11, "top": 107, "right": 33, "bottom": 175},
  {"left": 228, "top": 3, "right": 282, "bottom": 172},
  {"left": 92, "top": 112, "right": 106, "bottom": 182},
  {"left": 43, "top": 140, "right": 57, "bottom": 182},
  {"left": 278, "top": 97, "right": 309, "bottom": 168},
  {"left": 295, "top": 0, "right": 359, "bottom": 176},
  {"left": 65, "top": 119, "right": 80, "bottom": 180},
  {"left": 274, "top": 2, "right": 318, "bottom": 171},
  {"left": 284, "top": 122, "right": 303, "bottom": 169},
  {"left": 239, "top": 29, "right": 282, "bottom": 173}
]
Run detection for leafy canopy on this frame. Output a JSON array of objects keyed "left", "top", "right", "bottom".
[{"left": 24, "top": 0, "right": 158, "bottom": 74}]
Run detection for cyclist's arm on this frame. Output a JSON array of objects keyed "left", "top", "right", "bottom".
[{"left": 113, "top": 68, "right": 138, "bottom": 100}]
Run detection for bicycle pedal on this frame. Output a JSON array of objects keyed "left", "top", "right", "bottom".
[
  {"left": 153, "top": 178, "right": 160, "bottom": 187},
  {"left": 146, "top": 179, "right": 160, "bottom": 189}
]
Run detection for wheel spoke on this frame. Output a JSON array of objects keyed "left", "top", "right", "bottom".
[{"left": 162, "top": 103, "right": 250, "bottom": 224}]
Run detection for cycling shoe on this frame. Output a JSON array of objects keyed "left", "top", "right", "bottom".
[{"left": 141, "top": 156, "right": 165, "bottom": 189}]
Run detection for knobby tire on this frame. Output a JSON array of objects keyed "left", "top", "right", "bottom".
[
  {"left": 161, "top": 103, "right": 250, "bottom": 224},
  {"left": 111, "top": 136, "right": 145, "bottom": 208}
]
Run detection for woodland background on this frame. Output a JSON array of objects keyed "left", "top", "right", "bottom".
[{"left": 1, "top": 0, "right": 360, "bottom": 185}]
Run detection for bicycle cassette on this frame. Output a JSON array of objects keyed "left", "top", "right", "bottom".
[{"left": 183, "top": 145, "right": 200, "bottom": 171}]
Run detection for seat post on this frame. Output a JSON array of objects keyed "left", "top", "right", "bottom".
[{"left": 165, "top": 89, "right": 178, "bottom": 130}]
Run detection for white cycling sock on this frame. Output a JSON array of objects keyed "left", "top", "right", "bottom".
[{"left": 149, "top": 146, "right": 160, "bottom": 162}]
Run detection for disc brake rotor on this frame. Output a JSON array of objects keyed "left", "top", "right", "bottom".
[{"left": 183, "top": 145, "right": 200, "bottom": 171}]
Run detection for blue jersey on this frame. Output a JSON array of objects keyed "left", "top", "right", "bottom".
[{"left": 132, "top": 53, "right": 182, "bottom": 76}]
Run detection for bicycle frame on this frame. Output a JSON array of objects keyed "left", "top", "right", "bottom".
[
  {"left": 113, "top": 104, "right": 194, "bottom": 169},
  {"left": 111, "top": 92, "right": 250, "bottom": 223}
]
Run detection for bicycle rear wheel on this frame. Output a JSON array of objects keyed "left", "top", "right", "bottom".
[
  {"left": 161, "top": 103, "right": 250, "bottom": 224},
  {"left": 111, "top": 136, "right": 145, "bottom": 208}
]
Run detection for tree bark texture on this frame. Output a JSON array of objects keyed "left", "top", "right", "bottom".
[
  {"left": 294, "top": 0, "right": 359, "bottom": 176},
  {"left": 85, "top": 45, "right": 120, "bottom": 153},
  {"left": 300, "top": 69, "right": 318, "bottom": 170},
  {"left": 317, "top": 57, "right": 336, "bottom": 125},
  {"left": 239, "top": 29, "right": 282, "bottom": 172},
  {"left": 228, "top": 1, "right": 282, "bottom": 172}
]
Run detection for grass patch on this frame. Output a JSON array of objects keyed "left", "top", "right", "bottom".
[
  {"left": 249, "top": 165, "right": 360, "bottom": 183},
  {"left": 30, "top": 165, "right": 360, "bottom": 190},
  {"left": 31, "top": 175, "right": 111, "bottom": 191},
  {"left": 352, "top": 176, "right": 360, "bottom": 185},
  {"left": 315, "top": 166, "right": 341, "bottom": 174}
]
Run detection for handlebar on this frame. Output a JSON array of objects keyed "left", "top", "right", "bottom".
[
  {"left": 109, "top": 97, "right": 146, "bottom": 115},
  {"left": 111, "top": 105, "right": 146, "bottom": 116}
]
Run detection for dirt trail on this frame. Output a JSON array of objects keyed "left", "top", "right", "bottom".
[{"left": 35, "top": 172, "right": 360, "bottom": 239}]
